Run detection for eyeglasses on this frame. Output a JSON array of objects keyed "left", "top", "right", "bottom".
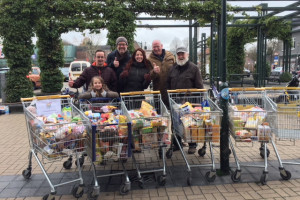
[{"left": 118, "top": 43, "right": 127, "bottom": 47}]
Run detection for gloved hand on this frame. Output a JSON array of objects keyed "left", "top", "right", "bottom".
[
  {"left": 120, "top": 70, "right": 129, "bottom": 78},
  {"left": 144, "top": 73, "right": 151, "bottom": 82}
]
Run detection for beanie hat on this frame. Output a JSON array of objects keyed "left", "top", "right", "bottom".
[{"left": 116, "top": 36, "right": 128, "bottom": 45}]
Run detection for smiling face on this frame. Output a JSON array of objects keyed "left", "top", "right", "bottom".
[
  {"left": 117, "top": 42, "right": 128, "bottom": 54},
  {"left": 92, "top": 77, "right": 103, "bottom": 90},
  {"left": 95, "top": 51, "right": 105, "bottom": 67},
  {"left": 135, "top": 50, "right": 144, "bottom": 63},
  {"left": 152, "top": 40, "right": 163, "bottom": 56}
]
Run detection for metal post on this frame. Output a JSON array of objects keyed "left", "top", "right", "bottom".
[
  {"left": 263, "top": 34, "right": 267, "bottom": 87},
  {"left": 203, "top": 33, "right": 206, "bottom": 74},
  {"left": 210, "top": 17, "right": 216, "bottom": 86},
  {"left": 219, "top": 0, "right": 230, "bottom": 175},
  {"left": 189, "top": 20, "right": 193, "bottom": 61},
  {"left": 193, "top": 22, "right": 198, "bottom": 64},
  {"left": 217, "top": 19, "right": 221, "bottom": 91}
]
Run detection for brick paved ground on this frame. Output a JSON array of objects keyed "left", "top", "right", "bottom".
[{"left": 1, "top": 110, "right": 300, "bottom": 199}]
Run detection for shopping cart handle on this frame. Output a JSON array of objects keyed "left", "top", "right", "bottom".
[
  {"left": 85, "top": 97, "right": 121, "bottom": 102},
  {"left": 120, "top": 91, "right": 160, "bottom": 96},
  {"left": 265, "top": 87, "right": 300, "bottom": 90},
  {"left": 167, "top": 89, "right": 207, "bottom": 93},
  {"left": 229, "top": 88, "right": 265, "bottom": 91},
  {"left": 21, "top": 95, "right": 70, "bottom": 102}
]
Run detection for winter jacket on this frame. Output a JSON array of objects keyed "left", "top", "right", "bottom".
[
  {"left": 107, "top": 50, "right": 131, "bottom": 92},
  {"left": 78, "top": 89, "right": 119, "bottom": 99},
  {"left": 148, "top": 49, "right": 175, "bottom": 107},
  {"left": 167, "top": 61, "right": 204, "bottom": 90},
  {"left": 120, "top": 62, "right": 151, "bottom": 92},
  {"left": 72, "top": 63, "right": 117, "bottom": 92}
]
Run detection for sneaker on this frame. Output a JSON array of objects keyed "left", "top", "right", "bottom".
[{"left": 188, "top": 147, "right": 196, "bottom": 154}]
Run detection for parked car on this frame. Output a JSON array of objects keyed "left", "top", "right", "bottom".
[
  {"left": 272, "top": 67, "right": 283, "bottom": 75},
  {"left": 27, "top": 67, "right": 41, "bottom": 90},
  {"left": 243, "top": 68, "right": 250, "bottom": 77},
  {"left": 69, "top": 61, "right": 90, "bottom": 81},
  {"left": 60, "top": 67, "right": 69, "bottom": 82}
]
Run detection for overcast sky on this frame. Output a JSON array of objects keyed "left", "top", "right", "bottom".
[{"left": 61, "top": 1, "right": 297, "bottom": 50}]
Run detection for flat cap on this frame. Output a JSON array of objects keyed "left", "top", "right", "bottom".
[{"left": 176, "top": 46, "right": 188, "bottom": 54}]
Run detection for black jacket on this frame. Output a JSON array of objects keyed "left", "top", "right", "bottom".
[
  {"left": 167, "top": 61, "right": 203, "bottom": 90},
  {"left": 120, "top": 62, "right": 151, "bottom": 92},
  {"left": 107, "top": 50, "right": 131, "bottom": 79}
]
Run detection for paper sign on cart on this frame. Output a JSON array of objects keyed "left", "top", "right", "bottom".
[{"left": 36, "top": 99, "right": 62, "bottom": 117}]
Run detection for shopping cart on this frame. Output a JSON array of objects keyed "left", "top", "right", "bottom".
[
  {"left": 120, "top": 91, "right": 170, "bottom": 188},
  {"left": 228, "top": 88, "right": 290, "bottom": 185},
  {"left": 21, "top": 95, "right": 90, "bottom": 200},
  {"left": 167, "top": 89, "right": 222, "bottom": 185},
  {"left": 265, "top": 87, "right": 300, "bottom": 176},
  {"left": 79, "top": 97, "right": 132, "bottom": 199}
]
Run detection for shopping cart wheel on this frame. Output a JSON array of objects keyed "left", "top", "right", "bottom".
[
  {"left": 119, "top": 183, "right": 130, "bottom": 195},
  {"left": 138, "top": 178, "right": 144, "bottom": 189},
  {"left": 72, "top": 184, "right": 84, "bottom": 198},
  {"left": 75, "top": 156, "right": 84, "bottom": 167},
  {"left": 43, "top": 193, "right": 56, "bottom": 200},
  {"left": 279, "top": 167, "right": 291, "bottom": 180},
  {"left": 63, "top": 158, "right": 72, "bottom": 169},
  {"left": 198, "top": 147, "right": 206, "bottom": 157},
  {"left": 259, "top": 147, "right": 270, "bottom": 159},
  {"left": 231, "top": 170, "right": 241, "bottom": 182},
  {"left": 87, "top": 185, "right": 100, "bottom": 200},
  {"left": 22, "top": 169, "right": 31, "bottom": 179},
  {"left": 158, "top": 175, "right": 166, "bottom": 186},
  {"left": 166, "top": 148, "right": 173, "bottom": 159},
  {"left": 260, "top": 171, "right": 268, "bottom": 185},
  {"left": 205, "top": 171, "right": 216, "bottom": 183}
]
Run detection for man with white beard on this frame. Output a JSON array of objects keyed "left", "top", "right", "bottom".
[{"left": 167, "top": 46, "right": 203, "bottom": 154}]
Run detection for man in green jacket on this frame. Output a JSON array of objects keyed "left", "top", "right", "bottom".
[{"left": 148, "top": 40, "right": 175, "bottom": 108}]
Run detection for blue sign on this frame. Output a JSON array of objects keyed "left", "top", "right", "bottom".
[{"left": 221, "top": 88, "right": 230, "bottom": 100}]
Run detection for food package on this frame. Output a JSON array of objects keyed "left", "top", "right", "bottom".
[
  {"left": 133, "top": 136, "right": 141, "bottom": 152},
  {"left": 62, "top": 106, "right": 72, "bottom": 120},
  {"left": 198, "top": 127, "right": 205, "bottom": 142},
  {"left": 142, "top": 134, "right": 158, "bottom": 148},
  {"left": 139, "top": 101, "right": 157, "bottom": 117},
  {"left": 245, "top": 117, "right": 258, "bottom": 128},
  {"left": 151, "top": 119, "right": 163, "bottom": 127},
  {"left": 212, "top": 124, "right": 220, "bottom": 143},
  {"left": 235, "top": 130, "right": 251, "bottom": 139},
  {"left": 118, "top": 125, "right": 128, "bottom": 137},
  {"left": 180, "top": 102, "right": 194, "bottom": 113},
  {"left": 132, "top": 119, "right": 144, "bottom": 130},
  {"left": 141, "top": 127, "right": 152, "bottom": 134},
  {"left": 258, "top": 125, "right": 271, "bottom": 142},
  {"left": 189, "top": 125, "right": 199, "bottom": 143}
]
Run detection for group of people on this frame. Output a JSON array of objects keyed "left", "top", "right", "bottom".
[{"left": 69, "top": 36, "right": 204, "bottom": 154}]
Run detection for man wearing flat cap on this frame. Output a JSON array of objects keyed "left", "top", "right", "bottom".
[
  {"left": 167, "top": 46, "right": 204, "bottom": 154},
  {"left": 106, "top": 36, "right": 131, "bottom": 93}
]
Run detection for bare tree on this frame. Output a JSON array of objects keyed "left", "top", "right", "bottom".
[
  {"left": 170, "top": 37, "right": 182, "bottom": 52},
  {"left": 80, "top": 32, "right": 103, "bottom": 62},
  {"left": 182, "top": 37, "right": 189, "bottom": 49},
  {"left": 266, "top": 39, "right": 280, "bottom": 66}
]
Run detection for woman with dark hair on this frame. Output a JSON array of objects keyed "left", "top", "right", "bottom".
[{"left": 119, "top": 48, "right": 152, "bottom": 92}]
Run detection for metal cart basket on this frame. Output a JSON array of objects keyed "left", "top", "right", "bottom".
[
  {"left": 120, "top": 91, "right": 170, "bottom": 188},
  {"left": 167, "top": 89, "right": 222, "bottom": 185},
  {"left": 21, "top": 95, "right": 90, "bottom": 200},
  {"left": 265, "top": 87, "right": 300, "bottom": 177},
  {"left": 79, "top": 98, "right": 132, "bottom": 199},
  {"left": 228, "top": 88, "right": 289, "bottom": 185}
]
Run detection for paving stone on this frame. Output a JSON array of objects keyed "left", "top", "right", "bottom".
[{"left": 0, "top": 188, "right": 21, "bottom": 198}]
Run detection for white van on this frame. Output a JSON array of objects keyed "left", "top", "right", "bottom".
[{"left": 69, "top": 61, "right": 91, "bottom": 81}]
